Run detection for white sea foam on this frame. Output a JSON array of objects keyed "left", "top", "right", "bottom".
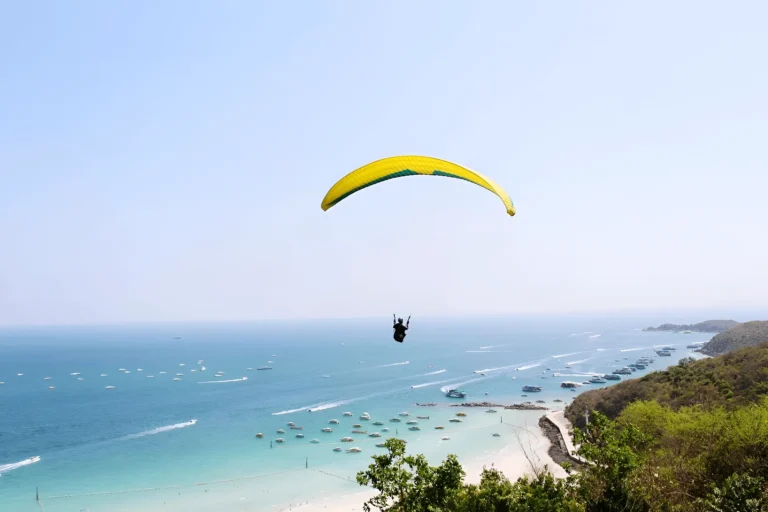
[
  {"left": 0, "top": 456, "right": 40, "bottom": 474},
  {"left": 122, "top": 420, "right": 197, "bottom": 440}
]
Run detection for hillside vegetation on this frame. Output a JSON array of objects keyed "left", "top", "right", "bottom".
[
  {"left": 565, "top": 342, "right": 768, "bottom": 429},
  {"left": 701, "top": 320, "right": 768, "bottom": 355},
  {"left": 642, "top": 319, "right": 739, "bottom": 332}
]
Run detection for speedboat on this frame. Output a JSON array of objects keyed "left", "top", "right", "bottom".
[
  {"left": 44, "top": 377, "right": 52, "bottom": 380},
  {"left": 329, "top": 419, "right": 340, "bottom": 424},
  {"left": 445, "top": 389, "right": 466, "bottom": 398},
  {"left": 333, "top": 447, "right": 342, "bottom": 452},
  {"left": 408, "top": 426, "right": 420, "bottom": 431},
  {"left": 310, "top": 439, "right": 320, "bottom": 444},
  {"left": 351, "top": 429, "right": 367, "bottom": 434},
  {"left": 486, "top": 409, "right": 497, "bottom": 413},
  {"left": 256, "top": 367, "right": 273, "bottom": 371},
  {"left": 441, "top": 436, "right": 450, "bottom": 440},
  {"left": 359, "top": 413, "right": 370, "bottom": 420},
  {"left": 295, "top": 433, "right": 305, "bottom": 438},
  {"left": 322, "top": 427, "right": 333, "bottom": 433},
  {"left": 256, "top": 433, "right": 264, "bottom": 438},
  {"left": 560, "top": 381, "right": 580, "bottom": 388},
  {"left": 369, "top": 432, "right": 381, "bottom": 438},
  {"left": 590, "top": 377, "right": 607, "bottom": 384},
  {"left": 406, "top": 420, "right": 418, "bottom": 425},
  {"left": 346, "top": 447, "right": 362, "bottom": 453},
  {"left": 522, "top": 385, "right": 542, "bottom": 392},
  {"left": 398, "top": 412, "right": 409, "bottom": 416},
  {"left": 492, "top": 433, "right": 501, "bottom": 437},
  {"left": 603, "top": 374, "right": 621, "bottom": 380},
  {"left": 137, "top": 369, "right": 143, "bottom": 372},
  {"left": 390, "top": 418, "right": 401, "bottom": 422},
  {"left": 176, "top": 373, "right": 184, "bottom": 376},
  {"left": 172, "top": 377, "right": 181, "bottom": 381},
  {"left": 100, "top": 374, "right": 108, "bottom": 377},
  {"left": 340, "top": 437, "right": 353, "bottom": 442},
  {"left": 416, "top": 416, "right": 429, "bottom": 420},
  {"left": 372, "top": 421, "right": 384, "bottom": 426},
  {"left": 287, "top": 422, "right": 296, "bottom": 427},
  {"left": 277, "top": 429, "right": 285, "bottom": 434},
  {"left": 246, "top": 368, "right": 253, "bottom": 371},
  {"left": 353, "top": 424, "right": 362, "bottom": 428},
  {"left": 343, "top": 412, "right": 353, "bottom": 417},
  {"left": 382, "top": 428, "right": 390, "bottom": 432},
  {"left": 71, "top": 372, "right": 81, "bottom": 376},
  {"left": 275, "top": 438, "right": 285, "bottom": 443},
  {"left": 48, "top": 386, "right": 55, "bottom": 390},
  {"left": 455, "top": 412, "right": 467, "bottom": 417},
  {"left": 376, "top": 442, "right": 387, "bottom": 447},
  {"left": 435, "top": 426, "right": 445, "bottom": 430},
  {"left": 105, "top": 385, "right": 116, "bottom": 389},
  {"left": 449, "top": 418, "right": 462, "bottom": 423}
]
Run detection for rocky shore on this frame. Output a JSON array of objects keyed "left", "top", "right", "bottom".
[
  {"left": 415, "top": 401, "right": 548, "bottom": 411},
  {"left": 538, "top": 415, "right": 584, "bottom": 470}
]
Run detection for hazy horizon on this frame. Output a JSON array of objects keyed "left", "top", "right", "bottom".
[{"left": 2, "top": 1, "right": 767, "bottom": 326}]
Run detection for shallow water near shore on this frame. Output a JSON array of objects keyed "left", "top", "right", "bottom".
[{"left": 0, "top": 316, "right": 708, "bottom": 511}]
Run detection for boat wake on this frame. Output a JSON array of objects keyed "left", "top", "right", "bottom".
[
  {"left": 515, "top": 363, "right": 541, "bottom": 371},
  {"left": 551, "top": 351, "right": 584, "bottom": 359},
  {"left": 122, "top": 420, "right": 198, "bottom": 440},
  {"left": 440, "top": 376, "right": 487, "bottom": 394},
  {"left": 198, "top": 377, "right": 248, "bottom": 384},
  {"left": 0, "top": 456, "right": 40, "bottom": 475},
  {"left": 553, "top": 372, "right": 601, "bottom": 378},
  {"left": 619, "top": 347, "right": 649, "bottom": 352},
  {"left": 423, "top": 369, "right": 447, "bottom": 376},
  {"left": 589, "top": 334, "right": 602, "bottom": 339},
  {"left": 569, "top": 332, "right": 593, "bottom": 336},
  {"left": 373, "top": 361, "right": 409, "bottom": 369},
  {"left": 410, "top": 378, "right": 457, "bottom": 389},
  {"left": 565, "top": 358, "right": 591, "bottom": 365}
]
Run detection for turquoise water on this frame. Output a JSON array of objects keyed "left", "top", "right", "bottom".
[{"left": 0, "top": 317, "right": 709, "bottom": 511}]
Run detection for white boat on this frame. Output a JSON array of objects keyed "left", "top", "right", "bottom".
[
  {"left": 159, "top": 371, "right": 167, "bottom": 374},
  {"left": 295, "top": 433, "right": 305, "bottom": 438},
  {"left": 172, "top": 378, "right": 181, "bottom": 381},
  {"left": 70, "top": 372, "right": 81, "bottom": 376},
  {"left": 124, "top": 371, "right": 131, "bottom": 374},
  {"left": 44, "top": 377, "right": 52, "bottom": 380},
  {"left": 197, "top": 360, "right": 204, "bottom": 365},
  {"left": 190, "top": 369, "right": 197, "bottom": 373},
  {"left": 137, "top": 369, "right": 143, "bottom": 372},
  {"left": 277, "top": 429, "right": 285, "bottom": 434},
  {"left": 333, "top": 447, "right": 342, "bottom": 452},
  {"left": 346, "top": 447, "right": 362, "bottom": 453},
  {"left": 48, "top": 386, "right": 55, "bottom": 390},
  {"left": 382, "top": 428, "right": 390, "bottom": 432},
  {"left": 369, "top": 432, "right": 381, "bottom": 438},
  {"left": 200, "top": 367, "right": 206, "bottom": 371},
  {"left": 246, "top": 368, "right": 253, "bottom": 371},
  {"left": 105, "top": 385, "right": 115, "bottom": 389},
  {"left": 322, "top": 427, "right": 333, "bottom": 433},
  {"left": 77, "top": 377, "right": 84, "bottom": 381},
  {"left": 147, "top": 375, "right": 154, "bottom": 378},
  {"left": 398, "top": 412, "right": 409, "bottom": 417},
  {"left": 343, "top": 412, "right": 353, "bottom": 417},
  {"left": 310, "top": 439, "right": 320, "bottom": 444},
  {"left": 329, "top": 419, "right": 340, "bottom": 424},
  {"left": 287, "top": 422, "right": 296, "bottom": 427},
  {"left": 176, "top": 373, "right": 184, "bottom": 376},
  {"left": 275, "top": 438, "right": 285, "bottom": 443},
  {"left": 340, "top": 437, "right": 354, "bottom": 442},
  {"left": 179, "top": 363, "right": 185, "bottom": 367},
  {"left": 0, "top": 382, "right": 4, "bottom": 385},
  {"left": 441, "top": 436, "right": 450, "bottom": 440},
  {"left": 118, "top": 368, "right": 126, "bottom": 371},
  {"left": 100, "top": 374, "right": 108, "bottom": 377}
]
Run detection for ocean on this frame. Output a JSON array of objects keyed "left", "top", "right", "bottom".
[{"left": 0, "top": 316, "right": 710, "bottom": 511}]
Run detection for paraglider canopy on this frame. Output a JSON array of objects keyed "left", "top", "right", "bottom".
[{"left": 321, "top": 155, "right": 515, "bottom": 216}]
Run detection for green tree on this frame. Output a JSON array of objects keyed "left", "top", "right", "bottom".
[
  {"left": 702, "top": 473, "right": 767, "bottom": 512},
  {"left": 356, "top": 438, "right": 465, "bottom": 511}
]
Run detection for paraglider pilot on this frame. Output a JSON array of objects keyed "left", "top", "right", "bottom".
[{"left": 393, "top": 315, "right": 410, "bottom": 343}]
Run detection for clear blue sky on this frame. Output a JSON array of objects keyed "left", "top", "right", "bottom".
[{"left": 1, "top": 1, "right": 766, "bottom": 325}]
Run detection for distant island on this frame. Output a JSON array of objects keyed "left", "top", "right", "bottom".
[
  {"left": 700, "top": 320, "right": 768, "bottom": 356},
  {"left": 642, "top": 319, "right": 739, "bottom": 333}
]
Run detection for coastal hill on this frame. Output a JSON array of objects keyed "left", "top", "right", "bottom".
[
  {"left": 642, "top": 319, "right": 739, "bottom": 333},
  {"left": 564, "top": 342, "right": 768, "bottom": 428},
  {"left": 700, "top": 320, "right": 768, "bottom": 356}
]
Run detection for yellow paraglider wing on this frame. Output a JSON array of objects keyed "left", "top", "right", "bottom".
[{"left": 320, "top": 156, "right": 515, "bottom": 216}]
